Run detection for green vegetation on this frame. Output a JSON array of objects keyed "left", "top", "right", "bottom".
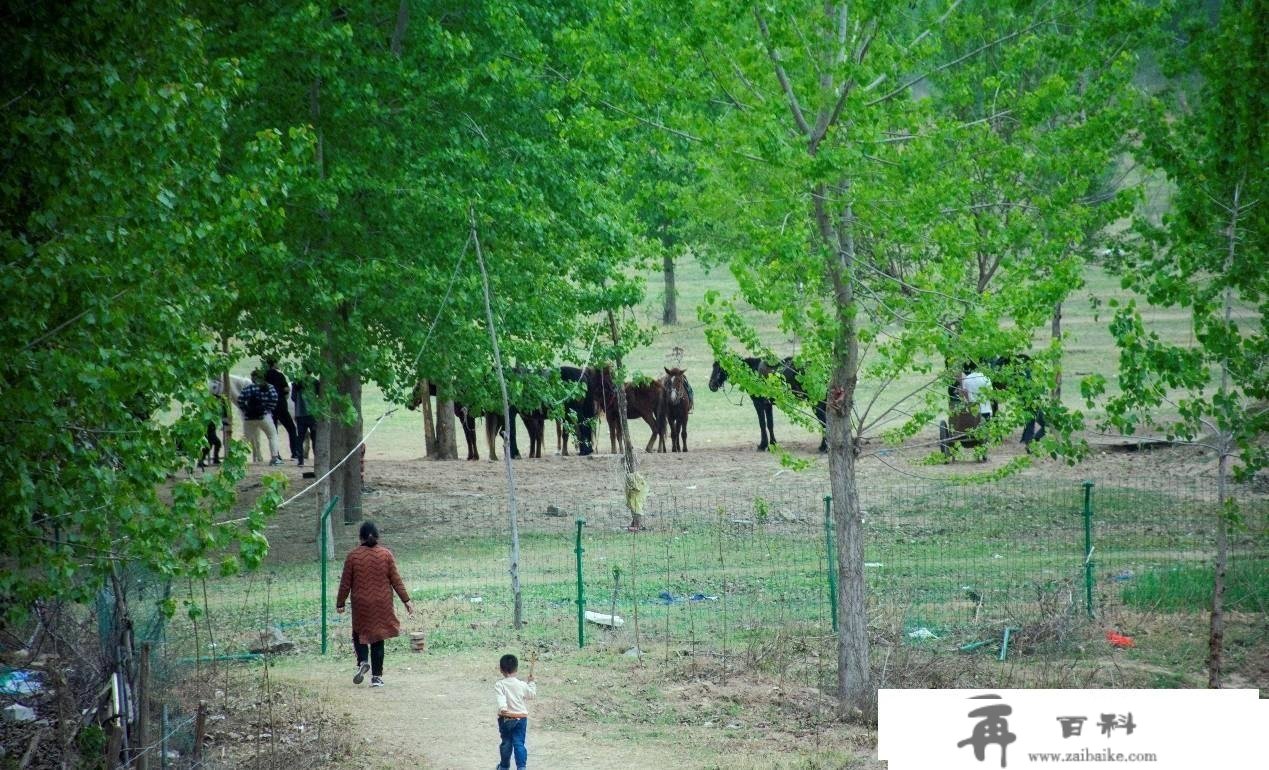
[{"left": 1121, "top": 562, "right": 1269, "bottom": 612}]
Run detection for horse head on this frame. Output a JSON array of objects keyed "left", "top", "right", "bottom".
[
  {"left": 407, "top": 380, "right": 426, "bottom": 410},
  {"left": 708, "top": 360, "right": 727, "bottom": 392},
  {"left": 209, "top": 374, "right": 249, "bottom": 401},
  {"left": 664, "top": 367, "right": 689, "bottom": 406}
]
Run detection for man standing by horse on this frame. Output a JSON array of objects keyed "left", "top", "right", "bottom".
[
  {"left": 265, "top": 358, "right": 300, "bottom": 462},
  {"left": 238, "top": 369, "right": 284, "bottom": 465}
]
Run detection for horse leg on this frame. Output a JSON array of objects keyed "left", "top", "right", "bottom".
[
  {"left": 816, "top": 400, "right": 828, "bottom": 453},
  {"left": 682, "top": 415, "right": 688, "bottom": 452},
  {"left": 753, "top": 398, "right": 768, "bottom": 451},
  {"left": 642, "top": 414, "right": 658, "bottom": 453},
  {"left": 461, "top": 411, "right": 479, "bottom": 460},
  {"left": 765, "top": 401, "right": 777, "bottom": 447},
  {"left": 557, "top": 420, "right": 568, "bottom": 456},
  {"left": 485, "top": 416, "right": 499, "bottom": 462},
  {"left": 529, "top": 415, "right": 544, "bottom": 458},
  {"left": 508, "top": 406, "right": 521, "bottom": 459}
]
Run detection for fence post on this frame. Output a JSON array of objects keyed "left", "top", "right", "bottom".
[
  {"left": 575, "top": 518, "right": 586, "bottom": 649},
  {"left": 824, "top": 496, "right": 838, "bottom": 633},
  {"left": 136, "top": 642, "right": 150, "bottom": 770},
  {"left": 192, "top": 701, "right": 207, "bottom": 762},
  {"left": 320, "top": 495, "right": 340, "bottom": 655},
  {"left": 1082, "top": 480, "right": 1095, "bottom": 619},
  {"left": 160, "top": 704, "right": 169, "bottom": 770}
]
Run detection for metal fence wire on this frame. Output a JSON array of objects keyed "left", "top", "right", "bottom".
[{"left": 153, "top": 475, "right": 1265, "bottom": 679}]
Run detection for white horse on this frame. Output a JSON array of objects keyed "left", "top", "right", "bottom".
[{"left": 209, "top": 374, "right": 274, "bottom": 461}]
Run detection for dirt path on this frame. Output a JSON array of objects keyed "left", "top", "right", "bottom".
[{"left": 272, "top": 654, "right": 685, "bottom": 770}]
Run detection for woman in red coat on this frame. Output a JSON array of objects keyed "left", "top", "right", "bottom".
[{"left": 336, "top": 521, "right": 413, "bottom": 687}]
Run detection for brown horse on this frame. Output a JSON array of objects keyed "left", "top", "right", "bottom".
[
  {"left": 656, "top": 367, "right": 693, "bottom": 452},
  {"left": 604, "top": 379, "right": 664, "bottom": 453},
  {"left": 408, "top": 381, "right": 500, "bottom": 461}
]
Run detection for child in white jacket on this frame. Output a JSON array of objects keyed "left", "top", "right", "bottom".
[{"left": 494, "top": 653, "right": 537, "bottom": 770}]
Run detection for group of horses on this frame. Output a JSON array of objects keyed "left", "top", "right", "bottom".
[
  {"left": 211, "top": 356, "right": 836, "bottom": 464},
  {"left": 410, "top": 357, "right": 833, "bottom": 462},
  {"left": 409, "top": 365, "right": 698, "bottom": 461},
  {"left": 212, "top": 353, "right": 1039, "bottom": 466}
]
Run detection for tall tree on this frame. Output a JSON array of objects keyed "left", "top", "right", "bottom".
[
  {"left": 199, "top": 2, "right": 645, "bottom": 500},
  {"left": 0, "top": 0, "right": 289, "bottom": 616},
  {"left": 1095, "top": 0, "right": 1266, "bottom": 688},
  {"left": 593, "top": 0, "right": 1151, "bottom": 713}
]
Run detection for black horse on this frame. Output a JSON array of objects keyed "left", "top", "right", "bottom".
[
  {"left": 558, "top": 366, "right": 611, "bottom": 456},
  {"left": 709, "top": 357, "right": 827, "bottom": 452}
]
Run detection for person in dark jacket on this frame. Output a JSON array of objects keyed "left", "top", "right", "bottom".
[
  {"left": 292, "top": 376, "right": 317, "bottom": 466},
  {"left": 265, "top": 359, "right": 299, "bottom": 460},
  {"left": 199, "top": 395, "right": 227, "bottom": 469},
  {"left": 336, "top": 521, "right": 413, "bottom": 687},
  {"left": 237, "top": 370, "right": 282, "bottom": 465}
]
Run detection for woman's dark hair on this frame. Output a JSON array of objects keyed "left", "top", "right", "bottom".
[
  {"left": 499, "top": 654, "right": 518, "bottom": 675},
  {"left": 359, "top": 520, "right": 379, "bottom": 547}
]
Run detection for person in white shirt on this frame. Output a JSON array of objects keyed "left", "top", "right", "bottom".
[
  {"left": 494, "top": 654, "right": 537, "bottom": 770},
  {"left": 961, "top": 365, "right": 994, "bottom": 420}
]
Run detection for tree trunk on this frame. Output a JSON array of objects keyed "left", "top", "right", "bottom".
[
  {"left": 829, "top": 306, "right": 870, "bottom": 716},
  {"left": 220, "top": 335, "right": 233, "bottom": 446},
  {"left": 1209, "top": 434, "right": 1231, "bottom": 688},
  {"left": 662, "top": 251, "right": 677, "bottom": 325},
  {"left": 316, "top": 416, "right": 344, "bottom": 547},
  {"left": 820, "top": 187, "right": 870, "bottom": 716},
  {"left": 607, "top": 309, "right": 641, "bottom": 528},
  {"left": 339, "top": 370, "right": 362, "bottom": 525},
  {"left": 1051, "top": 301, "right": 1063, "bottom": 400},
  {"left": 435, "top": 398, "right": 459, "bottom": 460},
  {"left": 1208, "top": 186, "right": 1240, "bottom": 688},
  {"left": 421, "top": 380, "right": 438, "bottom": 457},
  {"left": 315, "top": 419, "right": 334, "bottom": 559}
]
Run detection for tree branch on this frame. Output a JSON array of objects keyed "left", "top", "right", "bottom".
[
  {"left": 906, "top": 0, "right": 964, "bottom": 52},
  {"left": 755, "top": 6, "right": 812, "bottom": 136},
  {"left": 866, "top": 4, "right": 1083, "bottom": 107}
]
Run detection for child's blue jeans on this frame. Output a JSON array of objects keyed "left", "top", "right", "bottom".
[{"left": 497, "top": 716, "right": 528, "bottom": 770}]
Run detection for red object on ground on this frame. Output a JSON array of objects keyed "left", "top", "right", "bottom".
[{"left": 1106, "top": 630, "right": 1135, "bottom": 649}]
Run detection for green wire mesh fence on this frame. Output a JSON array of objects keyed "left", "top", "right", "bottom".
[
  {"left": 157, "top": 474, "right": 1265, "bottom": 675},
  {"left": 101, "top": 472, "right": 1262, "bottom": 767}
]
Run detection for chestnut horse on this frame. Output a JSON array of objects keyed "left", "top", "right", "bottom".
[
  {"left": 603, "top": 379, "right": 664, "bottom": 453},
  {"left": 656, "top": 367, "right": 693, "bottom": 452}
]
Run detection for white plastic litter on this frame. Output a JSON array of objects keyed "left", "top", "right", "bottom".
[
  {"left": 2, "top": 704, "right": 35, "bottom": 723},
  {"left": 584, "top": 611, "right": 624, "bottom": 628}
]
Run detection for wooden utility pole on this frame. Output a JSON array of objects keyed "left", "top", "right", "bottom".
[{"left": 471, "top": 210, "right": 523, "bottom": 629}]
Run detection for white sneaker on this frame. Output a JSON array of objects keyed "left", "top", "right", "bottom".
[
  {"left": 353, "top": 662, "right": 369, "bottom": 685},
  {"left": 370, "top": 676, "right": 384, "bottom": 687}
]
